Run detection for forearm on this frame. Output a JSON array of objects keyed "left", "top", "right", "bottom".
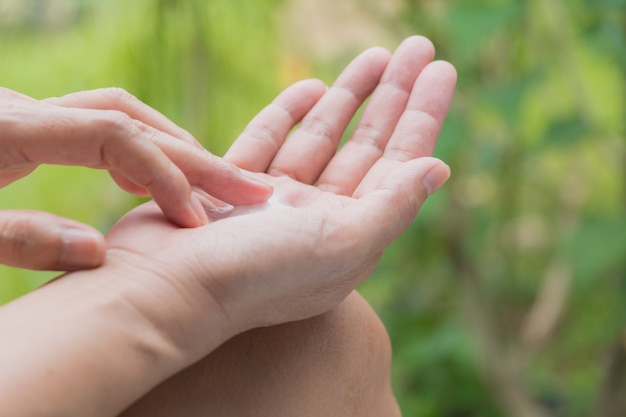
[{"left": 0, "top": 254, "right": 231, "bottom": 417}]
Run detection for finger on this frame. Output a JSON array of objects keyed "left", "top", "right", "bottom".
[
  {"left": 0, "top": 87, "right": 39, "bottom": 102},
  {"left": 42, "top": 88, "right": 224, "bottom": 202},
  {"left": 137, "top": 135, "right": 273, "bottom": 206},
  {"left": 383, "top": 60, "right": 457, "bottom": 161},
  {"left": 12, "top": 108, "right": 207, "bottom": 227},
  {"left": 354, "top": 60, "right": 457, "bottom": 198},
  {"left": 267, "top": 47, "right": 391, "bottom": 184},
  {"left": 317, "top": 36, "right": 436, "bottom": 195},
  {"left": 0, "top": 210, "right": 106, "bottom": 271},
  {"left": 225, "top": 79, "right": 327, "bottom": 172},
  {"left": 8, "top": 107, "right": 272, "bottom": 227},
  {"left": 108, "top": 170, "right": 150, "bottom": 197},
  {"left": 46, "top": 90, "right": 279, "bottom": 204},
  {"left": 350, "top": 157, "right": 450, "bottom": 252},
  {"left": 102, "top": 131, "right": 274, "bottom": 225},
  {"left": 43, "top": 88, "right": 203, "bottom": 149}
]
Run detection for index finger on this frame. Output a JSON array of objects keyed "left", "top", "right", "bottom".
[
  {"left": 44, "top": 88, "right": 203, "bottom": 149},
  {"left": 5, "top": 104, "right": 271, "bottom": 227}
]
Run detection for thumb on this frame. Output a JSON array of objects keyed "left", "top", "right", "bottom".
[
  {"left": 0, "top": 210, "right": 106, "bottom": 271},
  {"left": 355, "top": 157, "right": 450, "bottom": 251}
]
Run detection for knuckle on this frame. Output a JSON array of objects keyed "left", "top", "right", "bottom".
[
  {"left": 298, "top": 115, "right": 335, "bottom": 144},
  {"left": 97, "top": 111, "right": 150, "bottom": 153},
  {"left": 243, "top": 123, "right": 280, "bottom": 151},
  {"left": 0, "top": 87, "right": 24, "bottom": 100},
  {"left": 352, "top": 124, "right": 385, "bottom": 153},
  {"left": 100, "top": 87, "right": 138, "bottom": 106},
  {"left": 177, "top": 129, "right": 198, "bottom": 145},
  {"left": 99, "top": 109, "right": 133, "bottom": 133}
]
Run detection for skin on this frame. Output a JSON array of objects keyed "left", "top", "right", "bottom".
[
  {"left": 0, "top": 36, "right": 456, "bottom": 416},
  {"left": 0, "top": 87, "right": 273, "bottom": 269},
  {"left": 120, "top": 291, "right": 402, "bottom": 417}
]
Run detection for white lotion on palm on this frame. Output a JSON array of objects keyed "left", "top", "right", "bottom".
[{"left": 228, "top": 192, "right": 292, "bottom": 217}]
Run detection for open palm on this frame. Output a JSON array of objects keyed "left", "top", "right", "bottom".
[{"left": 104, "top": 36, "right": 457, "bottom": 335}]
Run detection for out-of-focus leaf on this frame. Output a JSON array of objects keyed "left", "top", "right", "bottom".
[
  {"left": 446, "top": 2, "right": 523, "bottom": 62},
  {"left": 561, "top": 218, "right": 626, "bottom": 288},
  {"left": 542, "top": 117, "right": 587, "bottom": 148}
]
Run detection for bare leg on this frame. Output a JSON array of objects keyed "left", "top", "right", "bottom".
[{"left": 119, "top": 291, "right": 401, "bottom": 417}]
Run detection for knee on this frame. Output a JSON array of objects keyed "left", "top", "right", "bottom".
[
  {"left": 294, "top": 291, "right": 399, "bottom": 416},
  {"left": 298, "top": 290, "right": 394, "bottom": 392},
  {"left": 120, "top": 291, "right": 399, "bottom": 417},
  {"left": 217, "top": 290, "right": 399, "bottom": 416}
]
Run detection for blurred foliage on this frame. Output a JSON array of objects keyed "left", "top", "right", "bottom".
[
  {"left": 1, "top": 0, "right": 625, "bottom": 416},
  {"left": 357, "top": 0, "right": 626, "bottom": 416}
]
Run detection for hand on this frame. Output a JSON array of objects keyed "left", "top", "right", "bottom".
[
  {"left": 0, "top": 37, "right": 456, "bottom": 417},
  {"left": 105, "top": 35, "right": 457, "bottom": 346},
  {"left": 0, "top": 88, "right": 272, "bottom": 270}
]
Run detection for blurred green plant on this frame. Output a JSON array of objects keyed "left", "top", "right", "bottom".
[{"left": 355, "top": 0, "right": 626, "bottom": 415}]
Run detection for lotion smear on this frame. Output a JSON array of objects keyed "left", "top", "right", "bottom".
[{"left": 227, "top": 193, "right": 292, "bottom": 217}]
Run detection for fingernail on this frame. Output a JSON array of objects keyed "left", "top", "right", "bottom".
[
  {"left": 192, "top": 191, "right": 234, "bottom": 220},
  {"left": 205, "top": 200, "right": 234, "bottom": 216},
  {"left": 191, "top": 196, "right": 211, "bottom": 225},
  {"left": 423, "top": 163, "right": 451, "bottom": 196},
  {"left": 60, "top": 229, "right": 105, "bottom": 269}
]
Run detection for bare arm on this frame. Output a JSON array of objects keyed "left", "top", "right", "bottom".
[{"left": 0, "top": 36, "right": 456, "bottom": 417}]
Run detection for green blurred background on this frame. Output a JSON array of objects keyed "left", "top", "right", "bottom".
[{"left": 1, "top": 0, "right": 624, "bottom": 415}]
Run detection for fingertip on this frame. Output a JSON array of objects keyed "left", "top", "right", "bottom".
[
  {"left": 417, "top": 35, "right": 436, "bottom": 56},
  {"left": 0, "top": 211, "right": 107, "bottom": 271},
  {"left": 341, "top": 46, "right": 391, "bottom": 76},
  {"left": 191, "top": 188, "right": 235, "bottom": 219},
  {"left": 59, "top": 227, "right": 107, "bottom": 270},
  {"left": 362, "top": 46, "right": 393, "bottom": 64},
  {"left": 240, "top": 170, "right": 275, "bottom": 201},
  {"left": 201, "top": 163, "right": 274, "bottom": 206},
  {"left": 353, "top": 157, "right": 450, "bottom": 250},
  {"left": 150, "top": 187, "right": 202, "bottom": 229},
  {"left": 162, "top": 196, "right": 207, "bottom": 228},
  {"left": 191, "top": 193, "right": 210, "bottom": 226},
  {"left": 368, "top": 45, "right": 392, "bottom": 55},
  {"left": 422, "top": 161, "right": 451, "bottom": 196},
  {"left": 394, "top": 35, "right": 435, "bottom": 61},
  {"left": 430, "top": 60, "right": 458, "bottom": 85},
  {"left": 273, "top": 78, "right": 327, "bottom": 117},
  {"left": 287, "top": 78, "right": 327, "bottom": 95}
]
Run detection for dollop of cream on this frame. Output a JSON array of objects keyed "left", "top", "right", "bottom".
[{"left": 227, "top": 193, "right": 292, "bottom": 217}]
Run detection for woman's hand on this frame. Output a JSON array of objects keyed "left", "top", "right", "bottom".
[
  {"left": 0, "top": 87, "right": 272, "bottom": 270},
  {"left": 0, "top": 37, "right": 456, "bottom": 417},
  {"left": 106, "top": 35, "right": 457, "bottom": 344}
]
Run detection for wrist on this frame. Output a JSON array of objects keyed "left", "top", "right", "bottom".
[
  {"left": 0, "top": 250, "right": 233, "bottom": 416},
  {"left": 90, "top": 248, "right": 237, "bottom": 361}
]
